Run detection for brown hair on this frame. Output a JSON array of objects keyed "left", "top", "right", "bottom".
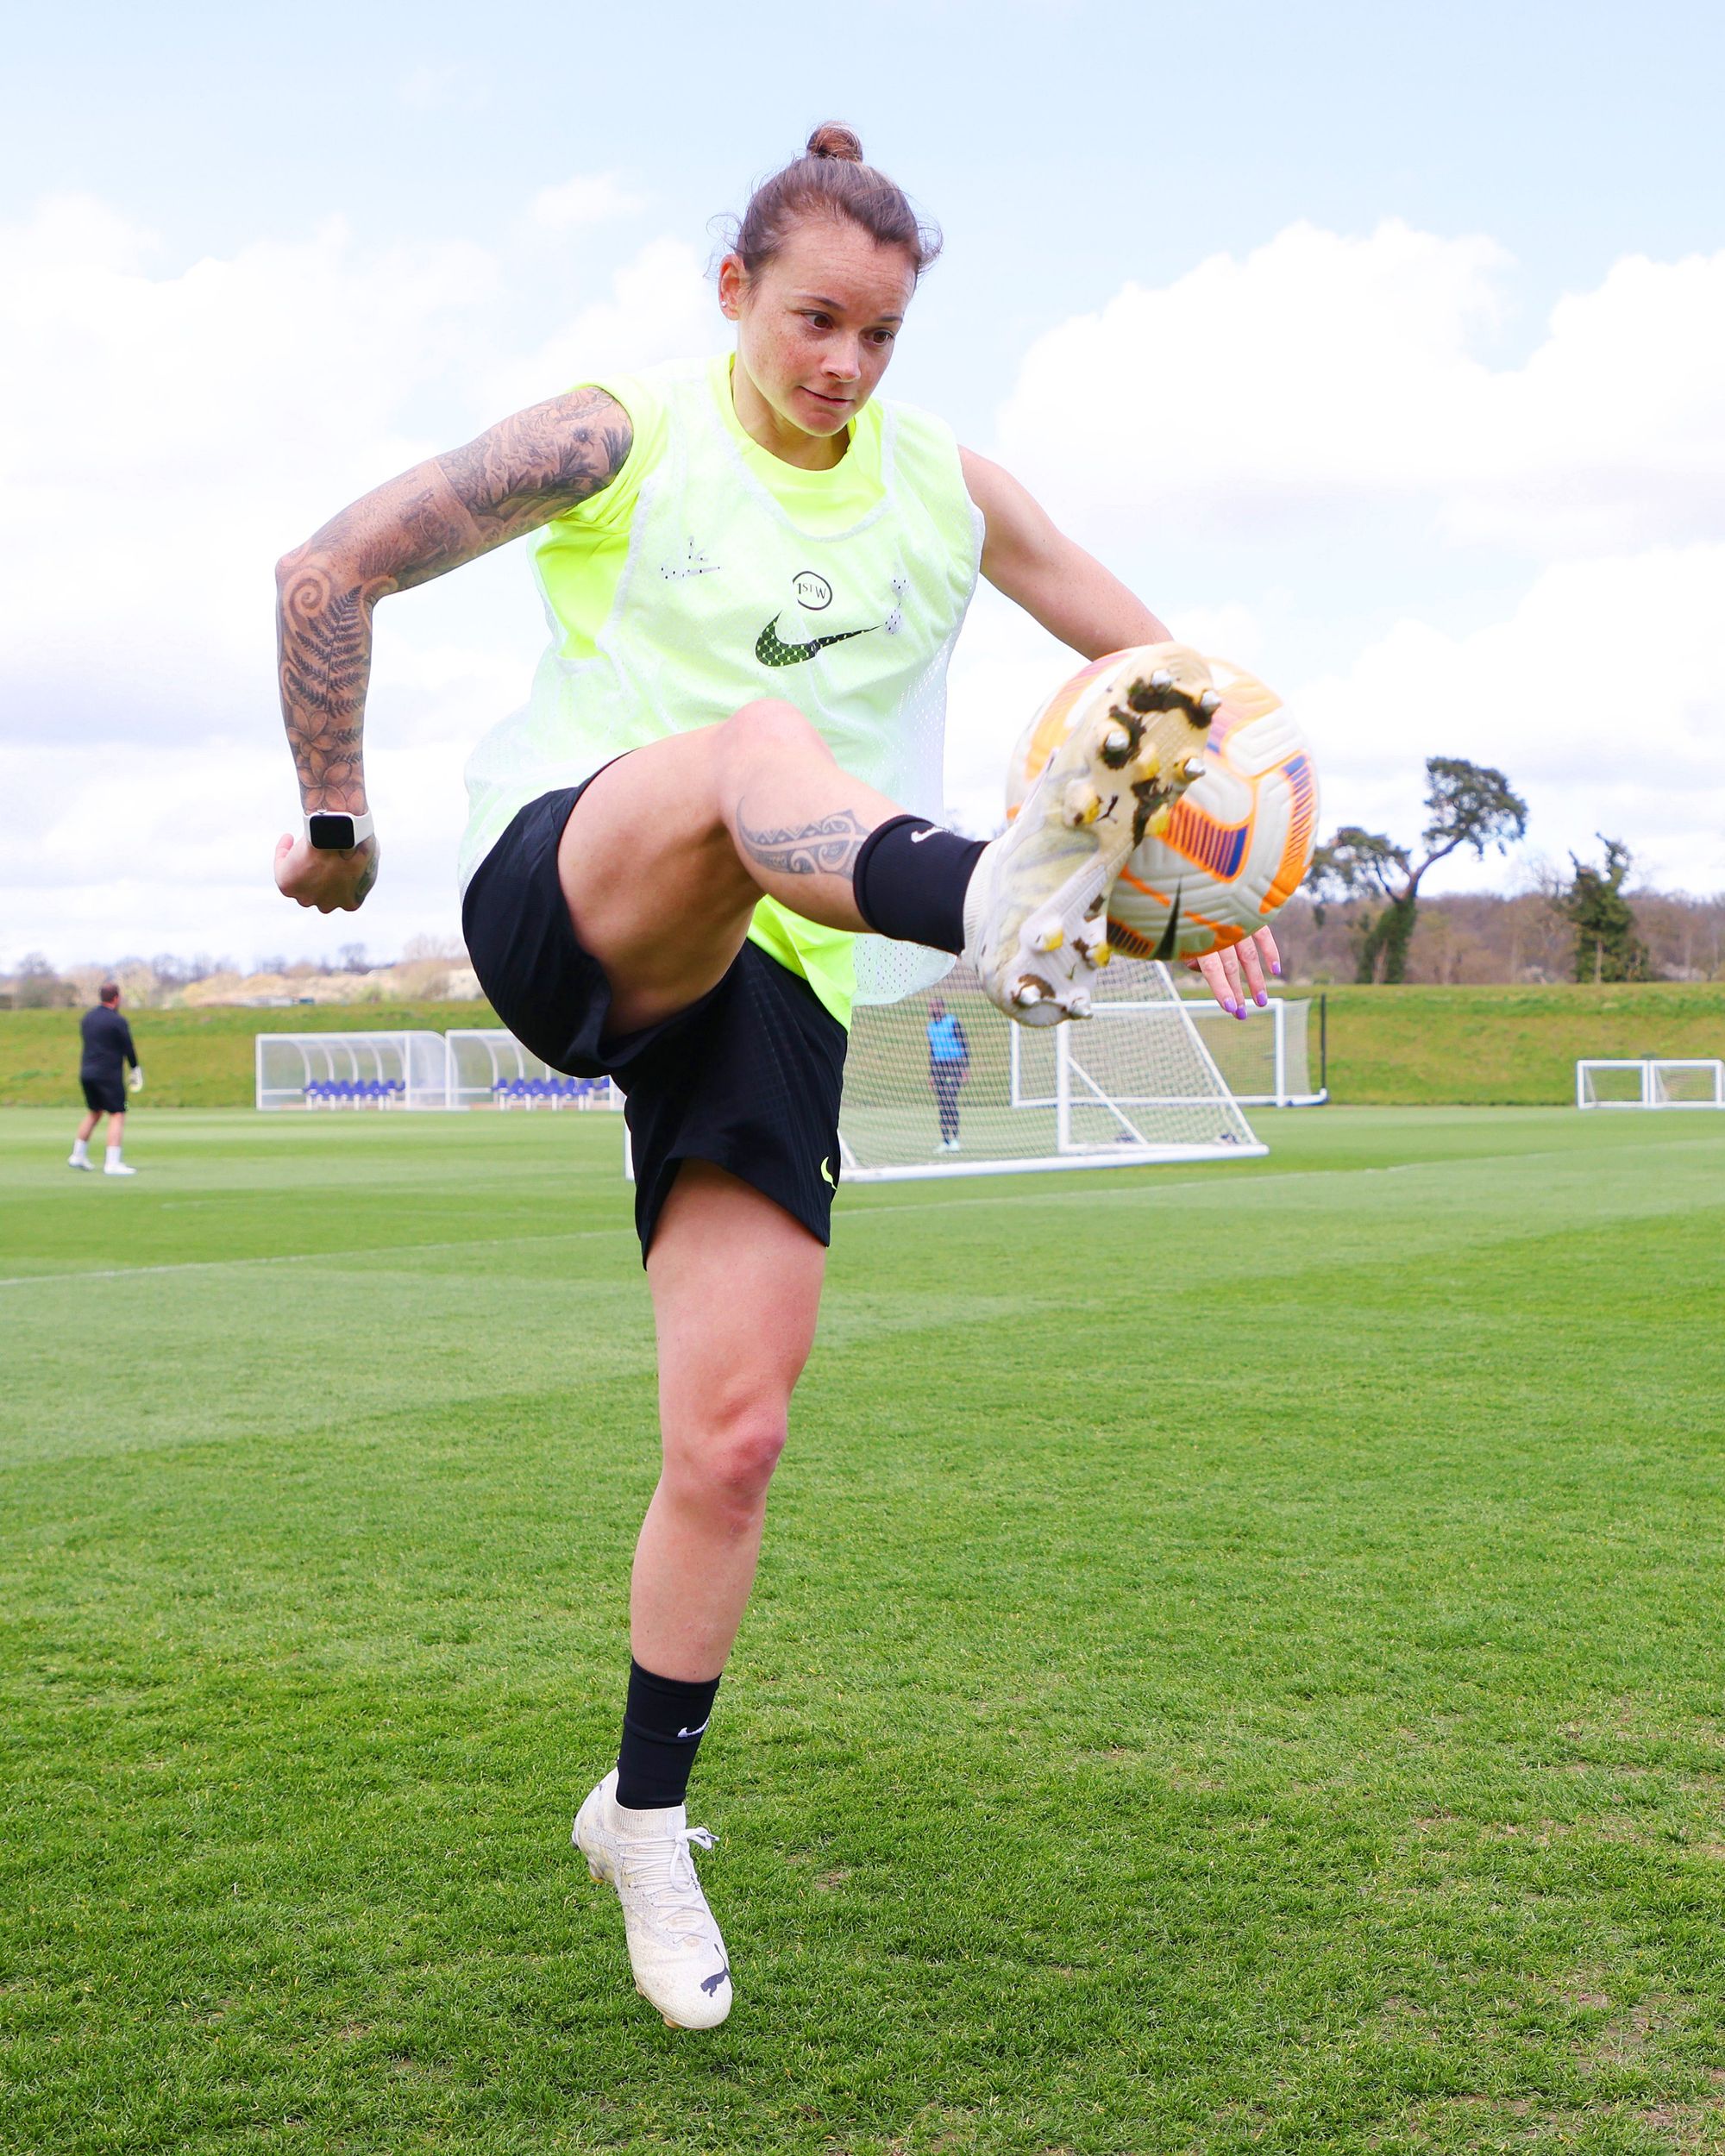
[
  {"left": 99, "top": 981, "right": 120, "bottom": 1004},
  {"left": 725, "top": 124, "right": 942, "bottom": 282}
]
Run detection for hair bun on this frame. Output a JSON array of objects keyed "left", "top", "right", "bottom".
[{"left": 806, "top": 123, "right": 864, "bottom": 164}]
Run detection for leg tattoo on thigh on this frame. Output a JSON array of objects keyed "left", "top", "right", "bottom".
[{"left": 737, "top": 804, "right": 871, "bottom": 879}]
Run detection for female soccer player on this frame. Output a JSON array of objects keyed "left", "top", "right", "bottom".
[{"left": 273, "top": 125, "right": 1276, "bottom": 2030}]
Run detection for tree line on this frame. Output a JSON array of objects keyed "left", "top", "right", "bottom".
[{"left": 1304, "top": 757, "right": 1685, "bottom": 984}]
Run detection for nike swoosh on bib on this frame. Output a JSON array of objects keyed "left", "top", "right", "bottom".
[{"left": 756, "top": 616, "right": 876, "bottom": 667}]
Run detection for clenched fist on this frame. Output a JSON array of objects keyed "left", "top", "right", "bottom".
[{"left": 273, "top": 830, "right": 380, "bottom": 912}]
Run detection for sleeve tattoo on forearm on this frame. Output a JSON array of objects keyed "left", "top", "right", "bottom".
[
  {"left": 275, "top": 387, "right": 632, "bottom": 812},
  {"left": 736, "top": 805, "right": 873, "bottom": 879}
]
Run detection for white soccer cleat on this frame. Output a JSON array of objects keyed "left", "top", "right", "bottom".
[
  {"left": 963, "top": 644, "right": 1219, "bottom": 1026},
  {"left": 573, "top": 1770, "right": 732, "bottom": 2030},
  {"left": 103, "top": 1161, "right": 137, "bottom": 1176},
  {"left": 68, "top": 1154, "right": 95, "bottom": 1171}
]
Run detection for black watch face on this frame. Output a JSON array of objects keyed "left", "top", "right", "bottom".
[{"left": 308, "top": 812, "right": 358, "bottom": 850}]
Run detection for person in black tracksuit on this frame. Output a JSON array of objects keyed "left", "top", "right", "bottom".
[{"left": 70, "top": 983, "right": 140, "bottom": 1175}]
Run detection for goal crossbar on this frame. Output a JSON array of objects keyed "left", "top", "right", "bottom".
[{"left": 836, "top": 961, "right": 1265, "bottom": 1181}]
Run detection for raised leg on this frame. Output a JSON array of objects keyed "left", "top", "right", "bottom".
[{"left": 558, "top": 699, "right": 904, "bottom": 1033}]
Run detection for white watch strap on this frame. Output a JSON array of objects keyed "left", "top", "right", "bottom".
[{"left": 304, "top": 809, "right": 376, "bottom": 848}]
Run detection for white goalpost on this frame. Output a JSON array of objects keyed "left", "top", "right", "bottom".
[
  {"left": 836, "top": 960, "right": 1264, "bottom": 1181},
  {"left": 1576, "top": 1057, "right": 1725, "bottom": 1110},
  {"left": 1180, "top": 994, "right": 1327, "bottom": 1106},
  {"left": 254, "top": 1031, "right": 451, "bottom": 1110},
  {"left": 257, "top": 983, "right": 1266, "bottom": 1186}
]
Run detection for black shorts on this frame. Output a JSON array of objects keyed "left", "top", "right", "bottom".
[
  {"left": 80, "top": 1075, "right": 126, "bottom": 1115},
  {"left": 461, "top": 781, "right": 848, "bottom": 1261}
]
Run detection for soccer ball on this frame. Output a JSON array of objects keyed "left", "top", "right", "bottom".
[{"left": 1006, "top": 650, "right": 1320, "bottom": 962}]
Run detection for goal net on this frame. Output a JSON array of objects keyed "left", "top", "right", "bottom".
[
  {"left": 1180, "top": 993, "right": 1327, "bottom": 1106},
  {"left": 837, "top": 959, "right": 1264, "bottom": 1181},
  {"left": 254, "top": 1031, "right": 450, "bottom": 1111},
  {"left": 446, "top": 1029, "right": 624, "bottom": 1111},
  {"left": 1577, "top": 1057, "right": 1725, "bottom": 1109}
]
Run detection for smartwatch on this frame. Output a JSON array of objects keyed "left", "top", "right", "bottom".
[{"left": 305, "top": 810, "right": 376, "bottom": 851}]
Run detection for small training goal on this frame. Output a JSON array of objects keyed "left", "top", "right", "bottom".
[
  {"left": 255, "top": 1031, "right": 451, "bottom": 1110},
  {"left": 1576, "top": 1058, "right": 1725, "bottom": 1110},
  {"left": 836, "top": 959, "right": 1264, "bottom": 1181}
]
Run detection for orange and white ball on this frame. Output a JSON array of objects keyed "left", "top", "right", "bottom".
[{"left": 1006, "top": 652, "right": 1319, "bottom": 962}]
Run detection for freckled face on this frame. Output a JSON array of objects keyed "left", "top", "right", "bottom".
[{"left": 719, "top": 218, "right": 917, "bottom": 448}]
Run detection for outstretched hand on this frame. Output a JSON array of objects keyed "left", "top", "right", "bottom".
[
  {"left": 273, "top": 830, "right": 379, "bottom": 913},
  {"left": 1186, "top": 925, "right": 1280, "bottom": 1018}
]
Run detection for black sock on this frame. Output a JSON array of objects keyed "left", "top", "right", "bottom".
[
  {"left": 852, "top": 816, "right": 987, "bottom": 955},
  {"left": 615, "top": 1659, "right": 722, "bottom": 1812}
]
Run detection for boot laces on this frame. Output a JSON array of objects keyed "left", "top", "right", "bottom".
[{"left": 618, "top": 1825, "right": 717, "bottom": 1938}]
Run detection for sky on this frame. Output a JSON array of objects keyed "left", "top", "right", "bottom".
[{"left": 3, "top": 0, "right": 1722, "bottom": 970}]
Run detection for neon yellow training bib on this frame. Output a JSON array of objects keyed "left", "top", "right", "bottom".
[{"left": 459, "top": 354, "right": 983, "bottom": 1024}]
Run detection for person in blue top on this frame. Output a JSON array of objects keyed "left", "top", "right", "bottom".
[{"left": 925, "top": 998, "right": 969, "bottom": 1151}]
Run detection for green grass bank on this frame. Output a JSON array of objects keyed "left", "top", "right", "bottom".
[
  {"left": 4, "top": 981, "right": 1724, "bottom": 1108},
  {"left": 1314, "top": 980, "right": 1725, "bottom": 1104},
  {"left": 0, "top": 1000, "right": 497, "bottom": 1108}
]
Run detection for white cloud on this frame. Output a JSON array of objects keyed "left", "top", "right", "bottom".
[
  {"left": 0, "top": 197, "right": 503, "bottom": 758},
  {"left": 985, "top": 219, "right": 1725, "bottom": 895},
  {"left": 0, "top": 194, "right": 718, "bottom": 967},
  {"left": 994, "top": 219, "right": 1725, "bottom": 559},
  {"left": 1294, "top": 545, "right": 1725, "bottom": 893},
  {"left": 480, "top": 235, "right": 714, "bottom": 411},
  {"left": 528, "top": 172, "right": 647, "bottom": 232},
  {"left": 9, "top": 195, "right": 1724, "bottom": 968}
]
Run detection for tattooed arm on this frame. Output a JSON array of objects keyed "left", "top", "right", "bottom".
[{"left": 273, "top": 386, "right": 632, "bottom": 912}]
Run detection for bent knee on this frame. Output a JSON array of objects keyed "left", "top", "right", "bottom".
[
  {"left": 667, "top": 1411, "right": 788, "bottom": 1516},
  {"left": 718, "top": 699, "right": 826, "bottom": 765}
]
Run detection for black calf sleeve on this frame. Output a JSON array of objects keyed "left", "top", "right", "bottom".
[
  {"left": 616, "top": 1659, "right": 722, "bottom": 1812},
  {"left": 852, "top": 816, "right": 986, "bottom": 955}
]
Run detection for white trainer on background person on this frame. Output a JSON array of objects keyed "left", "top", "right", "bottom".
[{"left": 69, "top": 981, "right": 141, "bottom": 1176}]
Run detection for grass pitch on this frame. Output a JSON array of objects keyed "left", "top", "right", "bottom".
[{"left": 3, "top": 1105, "right": 1724, "bottom": 2154}]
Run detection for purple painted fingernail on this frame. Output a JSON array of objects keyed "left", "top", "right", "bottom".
[
  {"left": 1255, "top": 990, "right": 1268, "bottom": 1007},
  {"left": 1271, "top": 962, "right": 1283, "bottom": 977},
  {"left": 1235, "top": 1005, "right": 1248, "bottom": 1021}
]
